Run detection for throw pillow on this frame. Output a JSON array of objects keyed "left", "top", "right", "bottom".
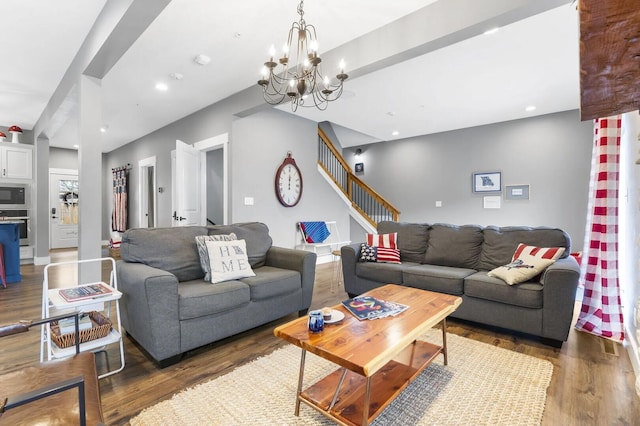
[
  {"left": 511, "top": 243, "right": 565, "bottom": 262},
  {"left": 206, "top": 239, "right": 256, "bottom": 284},
  {"left": 358, "top": 243, "right": 401, "bottom": 264},
  {"left": 359, "top": 243, "right": 377, "bottom": 262},
  {"left": 488, "top": 253, "right": 555, "bottom": 285},
  {"left": 366, "top": 232, "right": 398, "bottom": 249},
  {"left": 196, "top": 233, "right": 238, "bottom": 281}
]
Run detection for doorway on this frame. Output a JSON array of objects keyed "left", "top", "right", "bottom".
[
  {"left": 171, "top": 133, "right": 229, "bottom": 226},
  {"left": 49, "top": 169, "right": 79, "bottom": 249},
  {"left": 138, "top": 156, "right": 157, "bottom": 228}
]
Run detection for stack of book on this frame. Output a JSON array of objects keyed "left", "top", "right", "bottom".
[{"left": 341, "top": 296, "right": 409, "bottom": 321}]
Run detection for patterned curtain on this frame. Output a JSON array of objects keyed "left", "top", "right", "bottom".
[
  {"left": 575, "top": 116, "right": 624, "bottom": 342},
  {"left": 112, "top": 165, "right": 129, "bottom": 232}
]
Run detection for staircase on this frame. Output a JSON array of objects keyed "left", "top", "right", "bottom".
[{"left": 317, "top": 127, "right": 400, "bottom": 233}]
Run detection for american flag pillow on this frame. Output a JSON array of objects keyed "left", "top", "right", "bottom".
[
  {"left": 366, "top": 232, "right": 398, "bottom": 249},
  {"left": 511, "top": 243, "right": 565, "bottom": 262},
  {"left": 358, "top": 243, "right": 401, "bottom": 264},
  {"left": 376, "top": 247, "right": 401, "bottom": 264}
]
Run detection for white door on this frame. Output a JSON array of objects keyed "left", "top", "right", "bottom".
[
  {"left": 174, "top": 140, "right": 201, "bottom": 226},
  {"left": 50, "top": 170, "right": 79, "bottom": 248}
]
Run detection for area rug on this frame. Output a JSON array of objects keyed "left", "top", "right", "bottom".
[{"left": 130, "top": 329, "right": 553, "bottom": 425}]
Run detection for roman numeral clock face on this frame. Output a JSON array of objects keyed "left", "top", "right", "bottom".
[{"left": 275, "top": 153, "right": 303, "bottom": 207}]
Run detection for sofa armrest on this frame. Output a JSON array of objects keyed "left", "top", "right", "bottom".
[
  {"left": 265, "top": 247, "right": 317, "bottom": 309},
  {"left": 340, "top": 243, "right": 362, "bottom": 295},
  {"left": 116, "top": 260, "right": 181, "bottom": 362},
  {"left": 540, "top": 256, "right": 581, "bottom": 341}
]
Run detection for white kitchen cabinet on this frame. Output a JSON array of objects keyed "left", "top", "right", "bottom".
[{"left": 0, "top": 142, "right": 33, "bottom": 180}]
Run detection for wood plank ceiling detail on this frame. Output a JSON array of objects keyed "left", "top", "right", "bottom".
[{"left": 579, "top": 0, "right": 640, "bottom": 121}]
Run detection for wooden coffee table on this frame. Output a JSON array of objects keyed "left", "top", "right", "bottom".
[{"left": 274, "top": 284, "right": 462, "bottom": 426}]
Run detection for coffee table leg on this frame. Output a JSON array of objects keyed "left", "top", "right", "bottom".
[
  {"left": 441, "top": 318, "right": 448, "bottom": 366},
  {"left": 295, "top": 349, "right": 307, "bottom": 416},
  {"left": 362, "top": 376, "right": 371, "bottom": 426}
]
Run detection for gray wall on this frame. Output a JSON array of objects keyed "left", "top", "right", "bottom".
[
  {"left": 206, "top": 149, "right": 223, "bottom": 225},
  {"left": 344, "top": 110, "right": 593, "bottom": 251},
  {"left": 49, "top": 147, "right": 78, "bottom": 170},
  {"left": 103, "top": 102, "right": 351, "bottom": 248},
  {"left": 230, "top": 108, "right": 350, "bottom": 248}
]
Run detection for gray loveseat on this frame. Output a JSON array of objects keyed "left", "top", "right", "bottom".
[
  {"left": 117, "top": 222, "right": 316, "bottom": 366},
  {"left": 341, "top": 221, "right": 580, "bottom": 346}
]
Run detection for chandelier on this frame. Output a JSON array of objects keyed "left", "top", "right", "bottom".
[{"left": 257, "top": 0, "right": 348, "bottom": 111}]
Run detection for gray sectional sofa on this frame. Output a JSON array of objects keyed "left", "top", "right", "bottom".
[
  {"left": 117, "top": 222, "right": 316, "bottom": 366},
  {"left": 341, "top": 221, "right": 580, "bottom": 346}
]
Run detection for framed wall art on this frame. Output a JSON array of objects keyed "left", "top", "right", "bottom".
[
  {"left": 505, "top": 184, "right": 530, "bottom": 200},
  {"left": 472, "top": 171, "right": 501, "bottom": 193}
]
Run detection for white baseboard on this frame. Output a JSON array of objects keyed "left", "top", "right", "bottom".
[
  {"left": 34, "top": 256, "right": 51, "bottom": 265},
  {"left": 625, "top": 325, "right": 640, "bottom": 397}
]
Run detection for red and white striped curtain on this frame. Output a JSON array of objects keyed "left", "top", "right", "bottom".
[
  {"left": 575, "top": 116, "right": 624, "bottom": 342},
  {"left": 112, "top": 166, "right": 128, "bottom": 232}
]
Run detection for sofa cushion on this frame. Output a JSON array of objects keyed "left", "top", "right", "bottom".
[
  {"left": 208, "top": 222, "right": 272, "bottom": 268},
  {"left": 464, "top": 271, "right": 543, "bottom": 309},
  {"left": 206, "top": 240, "right": 256, "bottom": 284},
  {"left": 423, "top": 224, "right": 484, "bottom": 269},
  {"left": 403, "top": 264, "right": 476, "bottom": 295},
  {"left": 240, "top": 266, "right": 301, "bottom": 301},
  {"left": 178, "top": 280, "right": 250, "bottom": 320},
  {"left": 477, "top": 226, "right": 571, "bottom": 271},
  {"left": 378, "top": 221, "right": 429, "bottom": 263},
  {"left": 356, "top": 262, "right": 417, "bottom": 284},
  {"left": 195, "top": 233, "right": 237, "bottom": 281},
  {"left": 121, "top": 226, "right": 209, "bottom": 282}
]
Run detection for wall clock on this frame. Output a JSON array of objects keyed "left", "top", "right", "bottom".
[{"left": 275, "top": 152, "right": 303, "bottom": 207}]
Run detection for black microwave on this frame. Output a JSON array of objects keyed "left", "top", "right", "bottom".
[{"left": 0, "top": 184, "right": 29, "bottom": 208}]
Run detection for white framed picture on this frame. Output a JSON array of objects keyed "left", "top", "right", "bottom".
[{"left": 472, "top": 171, "right": 501, "bottom": 193}]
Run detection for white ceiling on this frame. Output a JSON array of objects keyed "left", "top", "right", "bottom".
[{"left": 0, "top": 0, "right": 579, "bottom": 152}]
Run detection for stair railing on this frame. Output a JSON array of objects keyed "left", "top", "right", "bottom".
[{"left": 318, "top": 128, "right": 400, "bottom": 228}]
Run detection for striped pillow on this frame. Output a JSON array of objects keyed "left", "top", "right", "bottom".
[
  {"left": 358, "top": 243, "right": 401, "bottom": 264},
  {"left": 376, "top": 247, "right": 401, "bottom": 264},
  {"left": 512, "top": 243, "right": 565, "bottom": 262},
  {"left": 366, "top": 232, "right": 398, "bottom": 249}
]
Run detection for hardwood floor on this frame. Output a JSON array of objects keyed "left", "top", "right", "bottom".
[{"left": 1, "top": 249, "right": 638, "bottom": 425}]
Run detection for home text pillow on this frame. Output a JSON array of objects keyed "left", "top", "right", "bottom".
[
  {"left": 358, "top": 243, "right": 401, "bottom": 264},
  {"left": 205, "top": 239, "right": 255, "bottom": 284},
  {"left": 511, "top": 243, "right": 565, "bottom": 262},
  {"left": 366, "top": 232, "right": 398, "bottom": 249},
  {"left": 488, "top": 253, "right": 555, "bottom": 285},
  {"left": 196, "top": 233, "right": 237, "bottom": 281}
]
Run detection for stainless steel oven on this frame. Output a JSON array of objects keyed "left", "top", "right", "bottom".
[
  {"left": 0, "top": 209, "right": 30, "bottom": 246},
  {"left": 0, "top": 184, "right": 29, "bottom": 209}
]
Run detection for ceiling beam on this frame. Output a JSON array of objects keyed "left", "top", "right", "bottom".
[{"left": 579, "top": 0, "right": 640, "bottom": 120}]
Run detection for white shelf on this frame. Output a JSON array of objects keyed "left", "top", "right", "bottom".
[
  {"left": 41, "top": 257, "right": 125, "bottom": 379},
  {"left": 47, "top": 282, "right": 122, "bottom": 309},
  {"left": 50, "top": 329, "right": 122, "bottom": 359}
]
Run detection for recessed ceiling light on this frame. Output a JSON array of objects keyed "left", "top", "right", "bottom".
[
  {"left": 525, "top": 105, "right": 536, "bottom": 112},
  {"left": 386, "top": 111, "right": 396, "bottom": 117},
  {"left": 392, "top": 131, "right": 399, "bottom": 136},
  {"left": 73, "top": 144, "right": 79, "bottom": 149},
  {"left": 194, "top": 54, "right": 211, "bottom": 65},
  {"left": 155, "top": 82, "right": 168, "bottom": 91},
  {"left": 169, "top": 72, "right": 183, "bottom": 80},
  {"left": 484, "top": 27, "right": 499, "bottom": 35},
  {"left": 100, "top": 126, "right": 108, "bottom": 133}
]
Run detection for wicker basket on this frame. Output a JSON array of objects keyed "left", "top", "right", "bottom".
[{"left": 51, "top": 311, "right": 112, "bottom": 349}]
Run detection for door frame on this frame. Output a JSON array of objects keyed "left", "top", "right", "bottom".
[
  {"left": 138, "top": 156, "right": 157, "bottom": 228},
  {"left": 171, "top": 133, "right": 229, "bottom": 226},
  {"left": 48, "top": 168, "right": 78, "bottom": 249}
]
